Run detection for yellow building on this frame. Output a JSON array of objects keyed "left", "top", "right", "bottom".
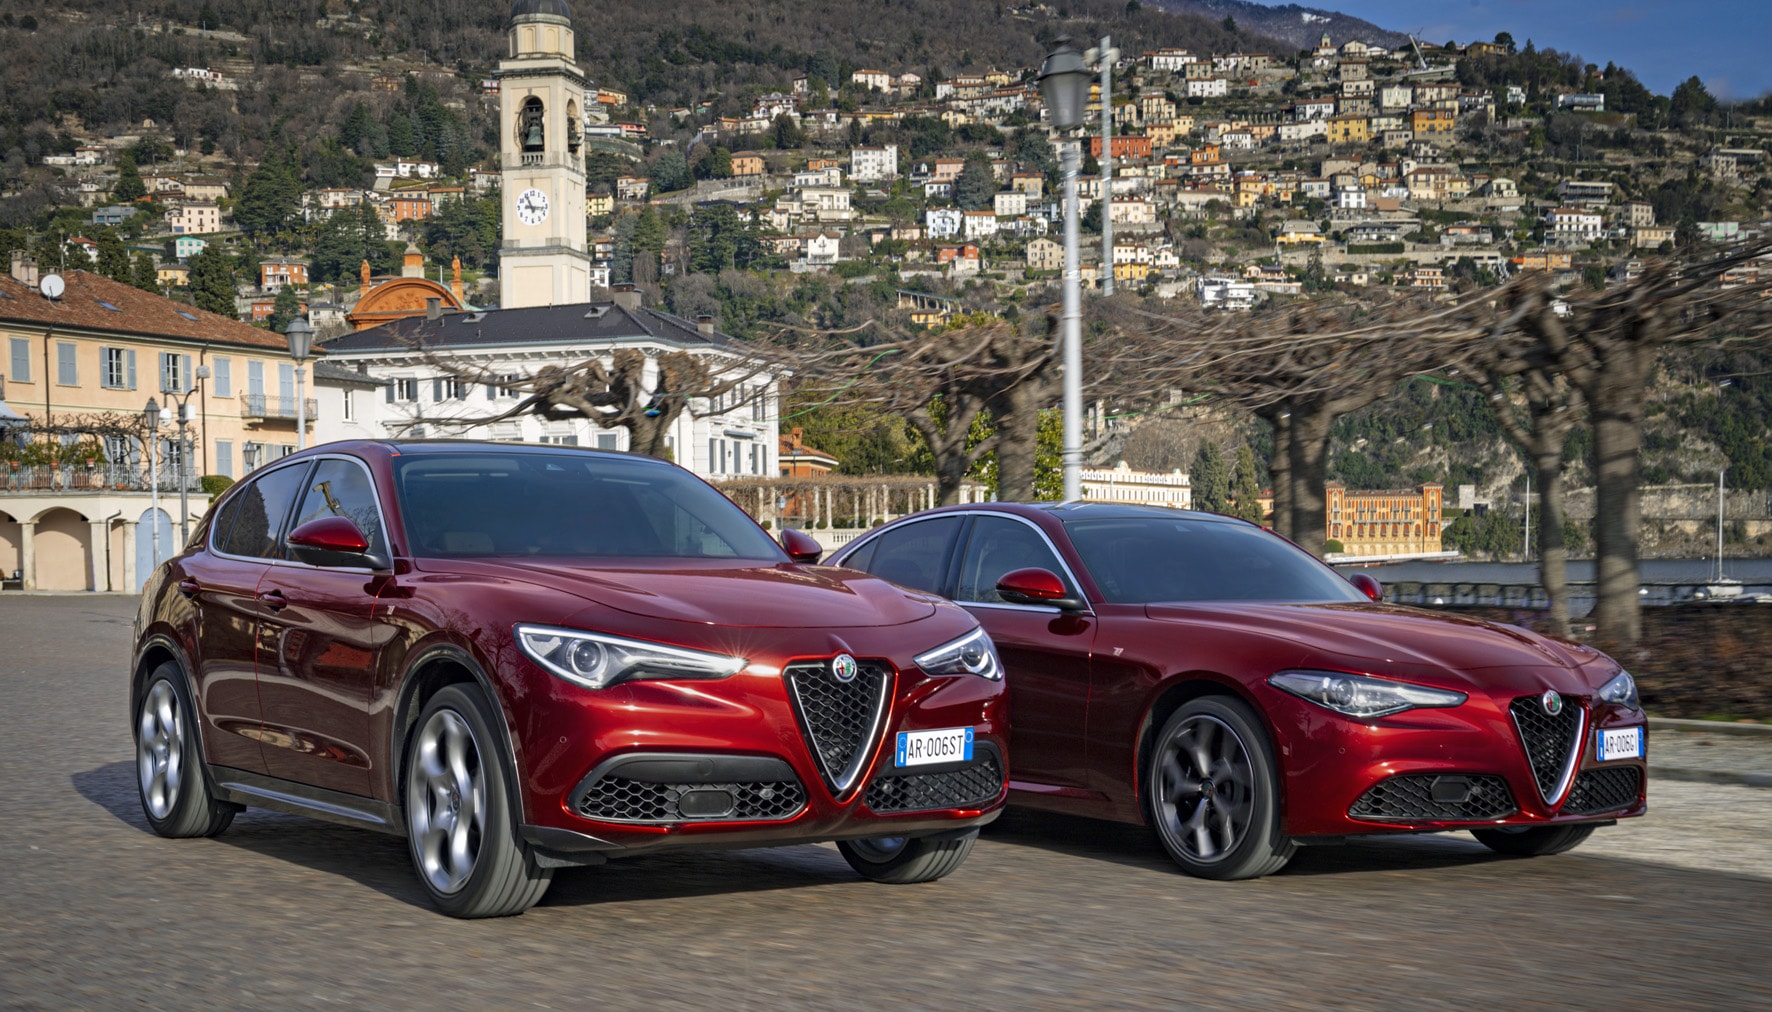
[
  {"left": 1325, "top": 482, "right": 1445, "bottom": 557},
  {"left": 1114, "top": 261, "right": 1153, "bottom": 283},
  {"left": 1, "top": 258, "right": 314, "bottom": 591},
  {"left": 1326, "top": 115, "right": 1371, "bottom": 145},
  {"left": 1411, "top": 108, "right": 1456, "bottom": 134}
]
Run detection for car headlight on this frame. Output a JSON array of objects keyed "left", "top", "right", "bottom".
[
  {"left": 1598, "top": 670, "right": 1640, "bottom": 710},
  {"left": 515, "top": 624, "right": 746, "bottom": 690},
  {"left": 1268, "top": 669, "right": 1466, "bottom": 719},
  {"left": 914, "top": 627, "right": 1002, "bottom": 681}
]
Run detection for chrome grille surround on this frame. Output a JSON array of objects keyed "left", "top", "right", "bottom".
[
  {"left": 784, "top": 659, "right": 892, "bottom": 794},
  {"left": 1509, "top": 693, "right": 1587, "bottom": 806}
]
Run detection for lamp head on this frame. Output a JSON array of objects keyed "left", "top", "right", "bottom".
[
  {"left": 143, "top": 397, "right": 161, "bottom": 430},
  {"left": 283, "top": 316, "right": 314, "bottom": 361},
  {"left": 1038, "top": 36, "right": 1092, "bottom": 132}
]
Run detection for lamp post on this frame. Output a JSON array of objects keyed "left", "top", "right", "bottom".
[
  {"left": 166, "top": 365, "right": 211, "bottom": 544},
  {"left": 1089, "top": 37, "right": 1120, "bottom": 296},
  {"left": 284, "top": 316, "right": 313, "bottom": 450},
  {"left": 143, "top": 397, "right": 162, "bottom": 570},
  {"left": 1039, "top": 37, "right": 1093, "bottom": 502}
]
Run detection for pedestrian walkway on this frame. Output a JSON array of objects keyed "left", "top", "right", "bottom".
[{"left": 1650, "top": 717, "right": 1772, "bottom": 789}]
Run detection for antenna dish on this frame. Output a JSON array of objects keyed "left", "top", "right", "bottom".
[{"left": 39, "top": 274, "right": 65, "bottom": 300}]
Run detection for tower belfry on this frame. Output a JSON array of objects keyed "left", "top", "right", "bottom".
[{"left": 496, "top": 0, "right": 592, "bottom": 309}]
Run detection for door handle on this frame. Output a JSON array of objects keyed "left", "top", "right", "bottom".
[
  {"left": 178, "top": 579, "right": 201, "bottom": 599},
  {"left": 259, "top": 589, "right": 288, "bottom": 611}
]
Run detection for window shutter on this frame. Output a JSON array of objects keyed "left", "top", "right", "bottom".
[
  {"left": 182, "top": 354, "right": 194, "bottom": 393},
  {"left": 432, "top": 378, "right": 442, "bottom": 401},
  {"left": 386, "top": 382, "right": 395, "bottom": 403},
  {"left": 126, "top": 349, "right": 137, "bottom": 389}
]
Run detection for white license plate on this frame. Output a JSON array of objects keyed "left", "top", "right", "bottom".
[
  {"left": 1597, "top": 726, "right": 1644, "bottom": 762},
  {"left": 896, "top": 726, "right": 974, "bottom": 768}
]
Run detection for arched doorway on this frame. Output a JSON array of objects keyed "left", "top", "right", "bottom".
[
  {"left": 33, "top": 508, "right": 93, "bottom": 591},
  {"left": 0, "top": 510, "right": 20, "bottom": 583},
  {"left": 135, "top": 507, "right": 174, "bottom": 592}
]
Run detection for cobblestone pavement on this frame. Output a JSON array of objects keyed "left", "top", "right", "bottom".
[
  {"left": 1653, "top": 724, "right": 1772, "bottom": 786},
  {"left": 5, "top": 594, "right": 1772, "bottom": 1008}
]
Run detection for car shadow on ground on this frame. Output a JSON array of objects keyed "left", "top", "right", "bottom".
[
  {"left": 986, "top": 806, "right": 1513, "bottom": 877},
  {"left": 74, "top": 761, "right": 865, "bottom": 911}
]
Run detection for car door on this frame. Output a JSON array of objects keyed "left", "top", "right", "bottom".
[
  {"left": 255, "top": 456, "right": 396, "bottom": 797},
  {"left": 949, "top": 514, "right": 1097, "bottom": 792},
  {"left": 175, "top": 467, "right": 308, "bottom": 775}
]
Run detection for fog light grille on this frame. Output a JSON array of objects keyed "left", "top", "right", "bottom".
[
  {"left": 575, "top": 777, "right": 805, "bottom": 824},
  {"left": 864, "top": 750, "right": 1005, "bottom": 813},
  {"left": 1562, "top": 766, "right": 1641, "bottom": 815},
  {"left": 1348, "top": 774, "right": 1517, "bottom": 822}
]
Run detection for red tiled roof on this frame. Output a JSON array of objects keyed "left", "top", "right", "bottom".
[{"left": 0, "top": 268, "right": 293, "bottom": 352}]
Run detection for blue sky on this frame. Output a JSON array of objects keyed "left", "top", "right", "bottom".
[{"left": 1296, "top": 0, "right": 1772, "bottom": 99}]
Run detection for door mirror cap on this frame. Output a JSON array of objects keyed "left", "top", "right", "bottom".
[
  {"left": 779, "top": 527, "right": 824, "bottom": 564},
  {"left": 1347, "top": 571, "right": 1384, "bottom": 602},
  {"left": 287, "top": 516, "right": 384, "bottom": 569},
  {"left": 996, "top": 567, "right": 1087, "bottom": 611}
]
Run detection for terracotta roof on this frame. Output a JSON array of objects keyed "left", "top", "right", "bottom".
[{"left": 0, "top": 268, "right": 293, "bottom": 352}]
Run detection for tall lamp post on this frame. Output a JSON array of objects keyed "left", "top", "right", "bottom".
[
  {"left": 1091, "top": 37, "right": 1120, "bottom": 296},
  {"left": 284, "top": 317, "right": 313, "bottom": 450},
  {"left": 166, "top": 365, "right": 211, "bottom": 544},
  {"left": 143, "top": 397, "right": 163, "bottom": 570},
  {"left": 1040, "top": 38, "right": 1093, "bottom": 502}
]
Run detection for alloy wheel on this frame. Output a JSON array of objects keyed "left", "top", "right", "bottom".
[
  {"left": 138, "top": 680, "right": 185, "bottom": 820},
  {"left": 845, "top": 836, "right": 909, "bottom": 863},
  {"left": 1153, "top": 714, "right": 1256, "bottom": 864},
  {"left": 408, "top": 708, "right": 486, "bottom": 895}
]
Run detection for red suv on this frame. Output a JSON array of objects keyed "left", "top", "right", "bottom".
[{"left": 131, "top": 442, "right": 1007, "bottom": 916}]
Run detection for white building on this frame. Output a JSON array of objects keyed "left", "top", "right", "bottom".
[
  {"left": 993, "top": 190, "right": 1028, "bottom": 218},
  {"left": 1079, "top": 462, "right": 1192, "bottom": 509},
  {"left": 1187, "top": 78, "right": 1229, "bottom": 99},
  {"left": 926, "top": 207, "right": 964, "bottom": 240},
  {"left": 313, "top": 292, "right": 780, "bottom": 481},
  {"left": 850, "top": 145, "right": 900, "bottom": 182}
]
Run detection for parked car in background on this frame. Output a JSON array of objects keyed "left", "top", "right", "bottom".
[
  {"left": 132, "top": 441, "right": 1008, "bottom": 916},
  {"left": 830, "top": 503, "right": 1646, "bottom": 880}
]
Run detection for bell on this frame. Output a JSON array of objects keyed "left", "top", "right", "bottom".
[{"left": 524, "top": 120, "right": 544, "bottom": 149}]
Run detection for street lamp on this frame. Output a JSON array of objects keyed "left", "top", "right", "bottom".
[
  {"left": 284, "top": 316, "right": 313, "bottom": 450},
  {"left": 1040, "top": 37, "right": 1092, "bottom": 502},
  {"left": 1088, "top": 37, "right": 1120, "bottom": 296},
  {"left": 143, "top": 397, "right": 162, "bottom": 570},
  {"left": 166, "top": 365, "right": 211, "bottom": 544}
]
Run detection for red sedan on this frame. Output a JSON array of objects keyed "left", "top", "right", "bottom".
[
  {"left": 131, "top": 441, "right": 1007, "bottom": 916},
  {"left": 830, "top": 503, "right": 1646, "bottom": 880}
]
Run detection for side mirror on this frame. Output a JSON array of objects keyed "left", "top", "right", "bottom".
[
  {"left": 779, "top": 527, "right": 824, "bottom": 564},
  {"left": 1347, "top": 571, "right": 1384, "bottom": 603},
  {"left": 287, "top": 516, "right": 383, "bottom": 569},
  {"left": 996, "top": 567, "right": 1087, "bottom": 611}
]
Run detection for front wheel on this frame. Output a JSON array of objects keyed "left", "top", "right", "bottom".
[
  {"left": 1471, "top": 824, "right": 1597, "bottom": 857},
  {"left": 1146, "top": 697, "right": 1295, "bottom": 880},
  {"left": 404, "top": 685, "right": 552, "bottom": 917},
  {"left": 837, "top": 830, "right": 978, "bottom": 884},
  {"left": 135, "top": 662, "right": 236, "bottom": 838}
]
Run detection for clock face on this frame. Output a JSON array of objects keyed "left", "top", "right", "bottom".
[{"left": 516, "top": 187, "right": 550, "bottom": 226}]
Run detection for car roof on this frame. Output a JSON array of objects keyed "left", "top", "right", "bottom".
[
  {"left": 288, "top": 439, "right": 671, "bottom": 465},
  {"left": 920, "top": 501, "right": 1252, "bottom": 527}
]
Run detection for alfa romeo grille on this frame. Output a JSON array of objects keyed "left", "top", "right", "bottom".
[
  {"left": 1348, "top": 774, "right": 1517, "bottom": 822},
  {"left": 865, "top": 749, "right": 1005, "bottom": 814},
  {"left": 1510, "top": 695, "right": 1585, "bottom": 804},
  {"left": 785, "top": 659, "right": 892, "bottom": 793},
  {"left": 575, "top": 777, "right": 805, "bottom": 824},
  {"left": 1562, "top": 766, "right": 1642, "bottom": 816}
]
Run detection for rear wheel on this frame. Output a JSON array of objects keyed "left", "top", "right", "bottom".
[
  {"left": 1147, "top": 697, "right": 1295, "bottom": 880},
  {"left": 837, "top": 831, "right": 978, "bottom": 884},
  {"left": 1471, "top": 824, "right": 1598, "bottom": 857},
  {"left": 135, "top": 662, "right": 236, "bottom": 838},
  {"left": 404, "top": 685, "right": 552, "bottom": 917}
]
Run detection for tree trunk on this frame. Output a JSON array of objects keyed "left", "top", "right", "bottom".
[
  {"left": 1533, "top": 448, "right": 1570, "bottom": 638},
  {"left": 1262, "top": 408, "right": 1292, "bottom": 538},
  {"left": 992, "top": 384, "right": 1045, "bottom": 503},
  {"left": 1286, "top": 403, "right": 1333, "bottom": 556},
  {"left": 1589, "top": 401, "right": 1643, "bottom": 647}
]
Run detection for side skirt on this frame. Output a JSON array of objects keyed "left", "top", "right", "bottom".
[{"left": 210, "top": 766, "right": 403, "bottom": 836}]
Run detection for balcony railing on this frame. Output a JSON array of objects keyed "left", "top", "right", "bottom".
[
  {"left": 2, "top": 461, "right": 200, "bottom": 494},
  {"left": 241, "top": 393, "right": 317, "bottom": 423}
]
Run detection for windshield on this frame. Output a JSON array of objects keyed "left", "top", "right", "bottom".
[
  {"left": 1064, "top": 517, "right": 1367, "bottom": 604},
  {"left": 393, "top": 450, "right": 785, "bottom": 561}
]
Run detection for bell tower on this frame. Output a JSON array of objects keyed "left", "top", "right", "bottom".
[{"left": 496, "top": 0, "right": 592, "bottom": 309}]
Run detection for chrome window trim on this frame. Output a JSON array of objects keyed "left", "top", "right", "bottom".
[
  {"left": 841, "top": 509, "right": 1094, "bottom": 616},
  {"left": 208, "top": 454, "right": 393, "bottom": 573}
]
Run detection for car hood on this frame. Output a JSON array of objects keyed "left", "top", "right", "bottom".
[
  {"left": 415, "top": 557, "right": 941, "bottom": 628},
  {"left": 1143, "top": 601, "right": 1606, "bottom": 691}
]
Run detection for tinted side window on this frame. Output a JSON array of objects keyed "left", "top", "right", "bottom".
[
  {"left": 291, "top": 459, "right": 388, "bottom": 559},
  {"left": 207, "top": 488, "right": 249, "bottom": 554},
  {"left": 220, "top": 463, "right": 311, "bottom": 559},
  {"left": 955, "top": 515, "right": 1071, "bottom": 603},
  {"left": 851, "top": 517, "right": 963, "bottom": 594}
]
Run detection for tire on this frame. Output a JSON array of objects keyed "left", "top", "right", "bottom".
[
  {"left": 1146, "top": 697, "right": 1295, "bottom": 880},
  {"left": 837, "top": 830, "right": 979, "bottom": 884},
  {"left": 135, "top": 661, "right": 236, "bottom": 838},
  {"left": 403, "top": 684, "right": 552, "bottom": 918},
  {"left": 1471, "top": 824, "right": 1598, "bottom": 857}
]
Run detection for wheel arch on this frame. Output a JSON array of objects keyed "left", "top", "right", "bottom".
[
  {"left": 1133, "top": 673, "right": 1283, "bottom": 825},
  {"left": 130, "top": 632, "right": 225, "bottom": 795},
  {"left": 390, "top": 642, "right": 527, "bottom": 822}
]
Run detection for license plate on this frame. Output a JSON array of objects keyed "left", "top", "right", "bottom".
[
  {"left": 896, "top": 726, "right": 974, "bottom": 768},
  {"left": 1597, "top": 726, "right": 1644, "bottom": 762}
]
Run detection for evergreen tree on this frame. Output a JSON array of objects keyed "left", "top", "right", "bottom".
[
  {"left": 772, "top": 113, "right": 805, "bottom": 150},
  {"left": 187, "top": 246, "right": 238, "bottom": 317},
  {"left": 234, "top": 150, "right": 302, "bottom": 237},
  {"left": 955, "top": 151, "right": 997, "bottom": 211},
  {"left": 131, "top": 252, "right": 161, "bottom": 294},
  {"left": 1230, "top": 444, "right": 1267, "bottom": 524},
  {"left": 113, "top": 152, "right": 146, "bottom": 203},
  {"left": 96, "top": 231, "right": 132, "bottom": 282},
  {"left": 1191, "top": 442, "right": 1230, "bottom": 513},
  {"left": 266, "top": 285, "right": 301, "bottom": 334},
  {"left": 648, "top": 151, "right": 692, "bottom": 193}
]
